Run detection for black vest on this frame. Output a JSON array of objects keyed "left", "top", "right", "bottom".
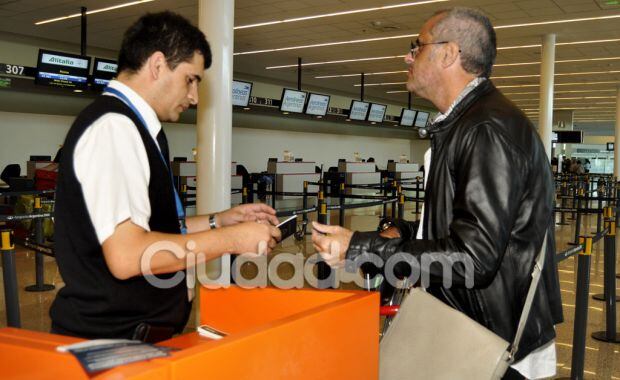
[{"left": 50, "top": 95, "right": 191, "bottom": 339}]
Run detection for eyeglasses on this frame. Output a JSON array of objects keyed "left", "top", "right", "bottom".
[{"left": 409, "top": 39, "right": 453, "bottom": 57}]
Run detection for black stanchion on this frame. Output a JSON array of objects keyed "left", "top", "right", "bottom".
[
  {"left": 25, "top": 197, "right": 55, "bottom": 292},
  {"left": 558, "top": 181, "right": 569, "bottom": 226},
  {"left": 316, "top": 191, "right": 333, "bottom": 289},
  {"left": 382, "top": 178, "right": 388, "bottom": 219},
  {"left": 302, "top": 181, "right": 309, "bottom": 232},
  {"left": 398, "top": 185, "right": 405, "bottom": 219},
  {"left": 594, "top": 194, "right": 603, "bottom": 234},
  {"left": 593, "top": 208, "right": 620, "bottom": 302},
  {"left": 390, "top": 181, "right": 397, "bottom": 219},
  {"left": 568, "top": 195, "right": 582, "bottom": 246},
  {"left": 591, "top": 219, "right": 620, "bottom": 343},
  {"left": 1, "top": 229, "right": 21, "bottom": 327},
  {"left": 338, "top": 183, "right": 345, "bottom": 227},
  {"left": 569, "top": 236, "right": 592, "bottom": 380},
  {"left": 415, "top": 177, "right": 421, "bottom": 216},
  {"left": 271, "top": 174, "right": 277, "bottom": 208},
  {"left": 242, "top": 186, "right": 248, "bottom": 204}
]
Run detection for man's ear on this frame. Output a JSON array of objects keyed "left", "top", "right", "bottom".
[
  {"left": 441, "top": 42, "right": 460, "bottom": 68},
  {"left": 146, "top": 51, "right": 167, "bottom": 80}
]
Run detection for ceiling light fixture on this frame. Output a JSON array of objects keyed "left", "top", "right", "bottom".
[
  {"left": 35, "top": 0, "right": 156, "bottom": 25},
  {"left": 494, "top": 14, "right": 620, "bottom": 30},
  {"left": 266, "top": 38, "right": 620, "bottom": 69},
  {"left": 234, "top": 0, "right": 449, "bottom": 30}
]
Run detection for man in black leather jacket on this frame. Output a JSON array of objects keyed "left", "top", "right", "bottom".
[{"left": 312, "top": 7, "right": 563, "bottom": 379}]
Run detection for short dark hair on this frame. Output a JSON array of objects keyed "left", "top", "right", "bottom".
[
  {"left": 431, "top": 7, "right": 496, "bottom": 78},
  {"left": 117, "top": 11, "right": 211, "bottom": 73}
]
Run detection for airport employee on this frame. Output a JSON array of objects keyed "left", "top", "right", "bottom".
[{"left": 51, "top": 12, "right": 281, "bottom": 341}]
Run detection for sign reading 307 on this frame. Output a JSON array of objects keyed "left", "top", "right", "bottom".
[{"left": 0, "top": 63, "right": 36, "bottom": 77}]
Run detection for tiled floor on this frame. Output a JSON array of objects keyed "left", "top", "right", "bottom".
[{"left": 1, "top": 202, "right": 619, "bottom": 379}]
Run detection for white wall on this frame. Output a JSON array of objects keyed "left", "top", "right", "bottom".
[
  {"left": 231, "top": 127, "right": 414, "bottom": 173},
  {"left": 0, "top": 111, "right": 420, "bottom": 175}
]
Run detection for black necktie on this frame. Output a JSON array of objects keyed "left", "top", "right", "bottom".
[{"left": 156, "top": 129, "right": 171, "bottom": 169}]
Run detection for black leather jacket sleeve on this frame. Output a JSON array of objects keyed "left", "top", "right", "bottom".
[{"left": 347, "top": 123, "right": 528, "bottom": 289}]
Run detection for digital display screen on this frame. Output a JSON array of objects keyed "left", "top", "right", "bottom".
[
  {"left": 280, "top": 88, "right": 308, "bottom": 113},
  {"left": 92, "top": 58, "right": 117, "bottom": 89},
  {"left": 399, "top": 109, "right": 416, "bottom": 126},
  {"left": 367, "top": 103, "right": 387, "bottom": 122},
  {"left": 414, "top": 111, "right": 430, "bottom": 128},
  {"left": 607, "top": 142, "right": 614, "bottom": 151},
  {"left": 232, "top": 80, "right": 253, "bottom": 107},
  {"left": 555, "top": 131, "right": 583, "bottom": 144},
  {"left": 36, "top": 49, "right": 90, "bottom": 90},
  {"left": 349, "top": 100, "right": 370, "bottom": 121},
  {"left": 305, "top": 93, "right": 330, "bottom": 116}
]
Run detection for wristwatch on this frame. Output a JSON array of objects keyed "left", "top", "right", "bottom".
[
  {"left": 378, "top": 218, "right": 395, "bottom": 232},
  {"left": 209, "top": 214, "right": 218, "bottom": 229}
]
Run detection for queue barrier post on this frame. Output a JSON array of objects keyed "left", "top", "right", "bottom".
[
  {"left": 398, "top": 185, "right": 405, "bottom": 219},
  {"left": 302, "top": 181, "right": 309, "bottom": 230},
  {"left": 390, "top": 181, "right": 397, "bottom": 219},
  {"left": 569, "top": 236, "right": 592, "bottom": 380},
  {"left": 1, "top": 229, "right": 21, "bottom": 327},
  {"left": 558, "top": 181, "right": 569, "bottom": 226},
  {"left": 25, "top": 196, "right": 55, "bottom": 292},
  {"left": 242, "top": 187, "right": 248, "bottom": 204},
  {"left": 271, "top": 174, "right": 277, "bottom": 208},
  {"left": 595, "top": 193, "right": 603, "bottom": 234},
  {"left": 415, "top": 177, "right": 421, "bottom": 216},
  {"left": 591, "top": 220, "right": 620, "bottom": 343},
  {"left": 593, "top": 209, "right": 620, "bottom": 302},
  {"left": 316, "top": 191, "right": 333, "bottom": 288},
  {"left": 569, "top": 195, "right": 582, "bottom": 246},
  {"left": 339, "top": 183, "right": 345, "bottom": 227},
  {"left": 382, "top": 178, "right": 388, "bottom": 219}
]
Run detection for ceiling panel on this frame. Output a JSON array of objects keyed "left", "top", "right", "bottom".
[{"left": 0, "top": 0, "right": 617, "bottom": 131}]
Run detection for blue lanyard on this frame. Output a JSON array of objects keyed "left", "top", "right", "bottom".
[{"left": 104, "top": 86, "right": 187, "bottom": 234}]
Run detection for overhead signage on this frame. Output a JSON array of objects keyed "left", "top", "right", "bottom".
[
  {"left": 349, "top": 100, "right": 370, "bottom": 121},
  {"left": 232, "top": 80, "right": 253, "bottom": 106},
  {"left": 36, "top": 49, "right": 90, "bottom": 90},
  {"left": 368, "top": 103, "right": 387, "bottom": 123},
  {"left": 305, "top": 93, "right": 330, "bottom": 116},
  {"left": 279, "top": 88, "right": 307, "bottom": 113},
  {"left": 400, "top": 109, "right": 416, "bottom": 126},
  {"left": 414, "top": 111, "right": 429, "bottom": 128},
  {"left": 0, "top": 63, "right": 37, "bottom": 78},
  {"left": 92, "top": 58, "right": 117, "bottom": 88}
]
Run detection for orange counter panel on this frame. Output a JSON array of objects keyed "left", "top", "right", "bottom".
[{"left": 0, "top": 286, "right": 379, "bottom": 379}]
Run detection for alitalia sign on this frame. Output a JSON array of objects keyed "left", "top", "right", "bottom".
[
  {"left": 97, "top": 61, "right": 117, "bottom": 73},
  {"left": 42, "top": 53, "right": 88, "bottom": 69}
]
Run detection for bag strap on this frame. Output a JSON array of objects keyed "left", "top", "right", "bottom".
[{"left": 507, "top": 231, "right": 548, "bottom": 362}]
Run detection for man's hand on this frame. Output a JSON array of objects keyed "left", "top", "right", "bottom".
[
  {"left": 311, "top": 222, "right": 353, "bottom": 268},
  {"left": 222, "top": 221, "right": 282, "bottom": 255},
  {"left": 216, "top": 204, "right": 279, "bottom": 227},
  {"left": 380, "top": 226, "right": 401, "bottom": 239}
]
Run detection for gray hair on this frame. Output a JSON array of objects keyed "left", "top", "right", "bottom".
[{"left": 430, "top": 7, "right": 496, "bottom": 78}]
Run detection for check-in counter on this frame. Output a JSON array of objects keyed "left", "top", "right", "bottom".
[
  {"left": 387, "top": 162, "right": 423, "bottom": 180},
  {"left": 267, "top": 161, "right": 320, "bottom": 199},
  {"left": 0, "top": 286, "right": 379, "bottom": 380},
  {"left": 338, "top": 162, "right": 381, "bottom": 196},
  {"left": 172, "top": 161, "right": 243, "bottom": 213}
]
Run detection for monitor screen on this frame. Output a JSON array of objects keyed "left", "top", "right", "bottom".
[
  {"left": 36, "top": 49, "right": 90, "bottom": 90},
  {"left": 414, "top": 111, "right": 430, "bottom": 128},
  {"left": 305, "top": 93, "right": 330, "bottom": 116},
  {"left": 555, "top": 131, "right": 583, "bottom": 143},
  {"left": 399, "top": 109, "right": 416, "bottom": 126},
  {"left": 368, "top": 103, "right": 387, "bottom": 122},
  {"left": 349, "top": 100, "right": 370, "bottom": 121},
  {"left": 607, "top": 142, "right": 614, "bottom": 151},
  {"left": 280, "top": 88, "right": 307, "bottom": 113},
  {"left": 92, "top": 58, "right": 117, "bottom": 89},
  {"left": 232, "top": 80, "right": 253, "bottom": 107}
]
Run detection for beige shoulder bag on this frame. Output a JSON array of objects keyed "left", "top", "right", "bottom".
[{"left": 380, "top": 233, "right": 547, "bottom": 380}]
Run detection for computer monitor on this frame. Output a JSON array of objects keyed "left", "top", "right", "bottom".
[
  {"left": 414, "top": 111, "right": 430, "bottom": 128},
  {"left": 91, "top": 58, "right": 117, "bottom": 89},
  {"left": 304, "top": 93, "right": 330, "bottom": 116},
  {"left": 279, "top": 88, "right": 308, "bottom": 113},
  {"left": 399, "top": 109, "right": 416, "bottom": 126},
  {"left": 367, "top": 103, "right": 387, "bottom": 123},
  {"left": 349, "top": 100, "right": 370, "bottom": 121},
  {"left": 36, "top": 49, "right": 90, "bottom": 90},
  {"left": 232, "top": 80, "right": 253, "bottom": 107}
]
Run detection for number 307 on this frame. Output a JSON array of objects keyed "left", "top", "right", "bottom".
[{"left": 5, "top": 65, "right": 24, "bottom": 75}]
